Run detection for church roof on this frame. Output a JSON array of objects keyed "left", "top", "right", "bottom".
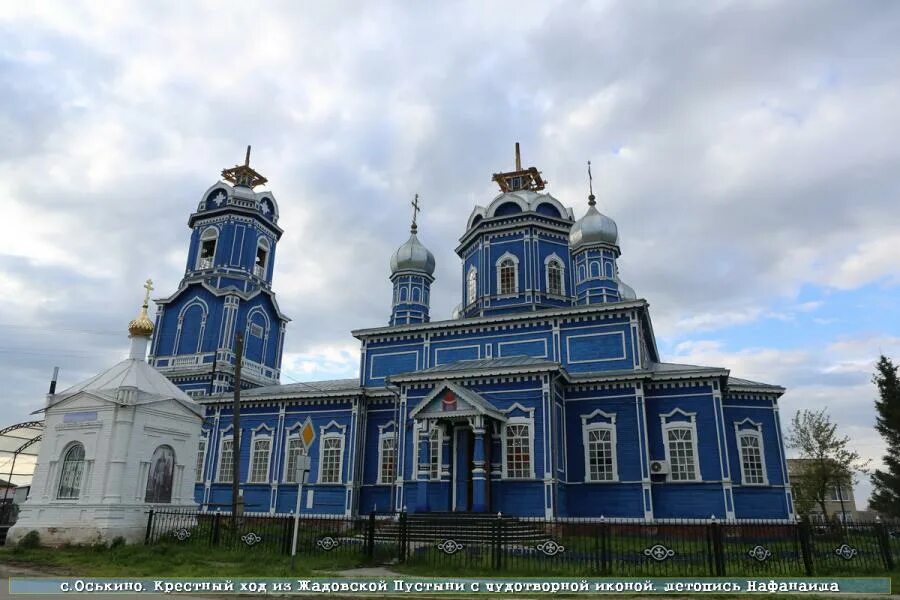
[
  {"left": 389, "top": 356, "right": 560, "bottom": 383},
  {"left": 236, "top": 378, "right": 361, "bottom": 399},
  {"left": 727, "top": 375, "right": 785, "bottom": 393},
  {"left": 47, "top": 358, "right": 203, "bottom": 417}
]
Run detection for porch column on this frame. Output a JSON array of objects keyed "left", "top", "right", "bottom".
[
  {"left": 415, "top": 421, "right": 430, "bottom": 512},
  {"left": 471, "top": 416, "right": 487, "bottom": 512}
]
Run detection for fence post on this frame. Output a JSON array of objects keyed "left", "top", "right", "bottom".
[
  {"left": 367, "top": 513, "right": 376, "bottom": 560},
  {"left": 875, "top": 518, "right": 895, "bottom": 571},
  {"left": 493, "top": 512, "right": 504, "bottom": 571},
  {"left": 599, "top": 516, "right": 609, "bottom": 575},
  {"left": 144, "top": 509, "right": 155, "bottom": 545},
  {"left": 797, "top": 517, "right": 814, "bottom": 576},
  {"left": 398, "top": 510, "right": 407, "bottom": 563},
  {"left": 212, "top": 512, "right": 221, "bottom": 547},
  {"left": 712, "top": 517, "right": 726, "bottom": 576}
]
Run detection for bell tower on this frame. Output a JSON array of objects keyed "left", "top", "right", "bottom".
[{"left": 149, "top": 148, "right": 291, "bottom": 397}]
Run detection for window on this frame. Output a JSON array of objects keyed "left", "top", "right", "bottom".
[
  {"left": 378, "top": 432, "right": 396, "bottom": 485},
  {"left": 319, "top": 435, "right": 343, "bottom": 484},
  {"left": 284, "top": 437, "right": 307, "bottom": 483},
  {"left": 195, "top": 438, "right": 207, "bottom": 481},
  {"left": 467, "top": 267, "right": 477, "bottom": 304},
  {"left": 738, "top": 432, "right": 766, "bottom": 485},
  {"left": 415, "top": 428, "right": 441, "bottom": 479},
  {"left": 666, "top": 427, "right": 699, "bottom": 481},
  {"left": 255, "top": 238, "right": 269, "bottom": 278},
  {"left": 197, "top": 227, "right": 218, "bottom": 269},
  {"left": 830, "top": 486, "right": 850, "bottom": 502},
  {"left": 217, "top": 437, "right": 234, "bottom": 482},
  {"left": 547, "top": 259, "right": 564, "bottom": 295},
  {"left": 505, "top": 423, "right": 531, "bottom": 478},
  {"left": 585, "top": 426, "right": 617, "bottom": 482},
  {"left": 248, "top": 436, "right": 271, "bottom": 483},
  {"left": 498, "top": 256, "right": 518, "bottom": 295},
  {"left": 145, "top": 445, "right": 175, "bottom": 503},
  {"left": 590, "top": 261, "right": 600, "bottom": 278},
  {"left": 57, "top": 443, "right": 85, "bottom": 499}
]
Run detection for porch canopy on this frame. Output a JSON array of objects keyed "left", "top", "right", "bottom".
[{"left": 408, "top": 380, "right": 506, "bottom": 423}]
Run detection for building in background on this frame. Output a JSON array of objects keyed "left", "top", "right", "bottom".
[
  {"left": 786, "top": 458, "right": 860, "bottom": 523},
  {"left": 153, "top": 147, "right": 795, "bottom": 521}
]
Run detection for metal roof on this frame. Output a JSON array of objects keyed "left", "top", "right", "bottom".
[{"left": 202, "top": 378, "right": 362, "bottom": 403}]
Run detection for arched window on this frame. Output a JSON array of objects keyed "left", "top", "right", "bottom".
[
  {"left": 497, "top": 256, "right": 518, "bottom": 296},
  {"left": 255, "top": 237, "right": 270, "bottom": 278},
  {"left": 57, "top": 443, "right": 85, "bottom": 499},
  {"left": 399, "top": 287, "right": 408, "bottom": 302},
  {"left": 197, "top": 227, "right": 218, "bottom": 270},
  {"left": 604, "top": 261, "right": 614, "bottom": 278},
  {"left": 546, "top": 259, "right": 564, "bottom": 296},
  {"left": 467, "top": 267, "right": 477, "bottom": 305},
  {"left": 145, "top": 445, "right": 175, "bottom": 503},
  {"left": 412, "top": 287, "right": 421, "bottom": 303},
  {"left": 589, "top": 261, "right": 600, "bottom": 278}
]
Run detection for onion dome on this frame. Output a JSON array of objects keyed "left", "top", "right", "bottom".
[
  {"left": 128, "top": 279, "right": 155, "bottom": 338},
  {"left": 391, "top": 194, "right": 436, "bottom": 276},
  {"left": 390, "top": 230, "right": 435, "bottom": 276},
  {"left": 569, "top": 198, "right": 618, "bottom": 250},
  {"left": 617, "top": 279, "right": 637, "bottom": 301}
]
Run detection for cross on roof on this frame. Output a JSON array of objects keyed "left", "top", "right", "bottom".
[
  {"left": 142, "top": 278, "right": 154, "bottom": 307},
  {"left": 410, "top": 193, "right": 421, "bottom": 234},
  {"left": 587, "top": 160, "right": 596, "bottom": 206}
]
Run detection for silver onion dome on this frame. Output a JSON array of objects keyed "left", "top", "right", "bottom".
[
  {"left": 569, "top": 202, "right": 618, "bottom": 250},
  {"left": 390, "top": 231, "right": 436, "bottom": 276},
  {"left": 617, "top": 279, "right": 636, "bottom": 300}
]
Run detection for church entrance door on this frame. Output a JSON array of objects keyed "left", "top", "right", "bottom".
[{"left": 452, "top": 426, "right": 472, "bottom": 512}]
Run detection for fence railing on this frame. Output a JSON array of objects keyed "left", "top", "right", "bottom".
[{"left": 145, "top": 509, "right": 900, "bottom": 576}]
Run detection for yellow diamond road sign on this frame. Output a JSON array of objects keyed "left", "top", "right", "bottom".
[{"left": 300, "top": 420, "right": 316, "bottom": 447}]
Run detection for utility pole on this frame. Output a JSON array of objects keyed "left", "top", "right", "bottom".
[{"left": 232, "top": 331, "right": 244, "bottom": 523}]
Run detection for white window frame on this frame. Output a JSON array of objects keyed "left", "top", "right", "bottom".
[
  {"left": 56, "top": 442, "right": 86, "bottom": 500},
  {"left": 254, "top": 236, "right": 270, "bottom": 278},
  {"left": 413, "top": 424, "right": 442, "bottom": 480},
  {"left": 317, "top": 422, "right": 346, "bottom": 485},
  {"left": 467, "top": 266, "right": 478, "bottom": 305},
  {"left": 377, "top": 422, "right": 397, "bottom": 486},
  {"left": 502, "top": 410, "right": 534, "bottom": 479},
  {"left": 282, "top": 435, "right": 308, "bottom": 484},
  {"left": 247, "top": 425, "right": 273, "bottom": 483},
  {"left": 581, "top": 410, "right": 618, "bottom": 482},
  {"left": 544, "top": 254, "right": 565, "bottom": 296},
  {"left": 197, "top": 226, "right": 219, "bottom": 270},
  {"left": 495, "top": 252, "right": 519, "bottom": 296},
  {"left": 216, "top": 431, "right": 235, "bottom": 483},
  {"left": 734, "top": 420, "right": 768, "bottom": 486},
  {"left": 195, "top": 435, "right": 208, "bottom": 482},
  {"left": 660, "top": 409, "right": 701, "bottom": 482}
]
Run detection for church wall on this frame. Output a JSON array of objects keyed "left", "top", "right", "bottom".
[
  {"left": 651, "top": 484, "right": 728, "bottom": 519},
  {"left": 558, "top": 318, "right": 635, "bottom": 372},
  {"left": 559, "top": 483, "right": 644, "bottom": 518},
  {"left": 363, "top": 339, "right": 425, "bottom": 387}
]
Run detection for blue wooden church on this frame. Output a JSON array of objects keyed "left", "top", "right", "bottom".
[{"left": 150, "top": 147, "right": 794, "bottom": 521}]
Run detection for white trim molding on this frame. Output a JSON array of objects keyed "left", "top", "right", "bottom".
[
  {"left": 660, "top": 408, "right": 701, "bottom": 482},
  {"left": 581, "top": 409, "right": 618, "bottom": 482},
  {"left": 544, "top": 253, "right": 566, "bottom": 296},
  {"left": 247, "top": 424, "right": 273, "bottom": 483},
  {"left": 495, "top": 251, "right": 520, "bottom": 296},
  {"left": 734, "top": 418, "right": 769, "bottom": 486}
]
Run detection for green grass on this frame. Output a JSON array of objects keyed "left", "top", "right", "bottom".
[{"left": 0, "top": 542, "right": 367, "bottom": 578}]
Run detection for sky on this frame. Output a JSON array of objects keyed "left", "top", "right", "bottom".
[{"left": 0, "top": 1, "right": 898, "bottom": 506}]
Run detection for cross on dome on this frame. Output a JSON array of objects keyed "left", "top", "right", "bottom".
[{"left": 410, "top": 193, "right": 421, "bottom": 234}]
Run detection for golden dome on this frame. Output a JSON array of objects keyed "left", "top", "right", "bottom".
[{"left": 128, "top": 279, "right": 155, "bottom": 338}]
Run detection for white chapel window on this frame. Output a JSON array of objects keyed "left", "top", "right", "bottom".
[
  {"left": 248, "top": 436, "right": 271, "bottom": 483},
  {"left": 57, "top": 443, "right": 86, "bottom": 500},
  {"left": 739, "top": 432, "right": 767, "bottom": 485},
  {"left": 318, "top": 434, "right": 344, "bottom": 484},
  {"left": 217, "top": 437, "right": 234, "bottom": 483},
  {"left": 505, "top": 422, "right": 531, "bottom": 478},
  {"left": 666, "top": 426, "right": 699, "bottom": 481},
  {"left": 284, "top": 437, "right": 306, "bottom": 483},
  {"left": 467, "top": 267, "right": 477, "bottom": 304},
  {"left": 197, "top": 227, "right": 218, "bottom": 270}
]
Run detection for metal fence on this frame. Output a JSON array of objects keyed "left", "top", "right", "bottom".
[{"left": 145, "top": 509, "right": 900, "bottom": 576}]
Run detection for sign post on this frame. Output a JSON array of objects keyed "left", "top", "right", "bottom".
[{"left": 290, "top": 454, "right": 312, "bottom": 570}]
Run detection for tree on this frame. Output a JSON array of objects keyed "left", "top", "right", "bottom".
[
  {"left": 870, "top": 355, "right": 900, "bottom": 518},
  {"left": 787, "top": 408, "right": 869, "bottom": 519}
]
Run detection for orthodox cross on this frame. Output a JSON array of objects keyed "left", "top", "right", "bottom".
[
  {"left": 587, "top": 160, "right": 596, "bottom": 206},
  {"left": 142, "top": 278, "right": 154, "bottom": 308},
  {"left": 410, "top": 193, "right": 421, "bottom": 234}
]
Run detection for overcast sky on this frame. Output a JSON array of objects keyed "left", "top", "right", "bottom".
[{"left": 1, "top": 1, "right": 898, "bottom": 506}]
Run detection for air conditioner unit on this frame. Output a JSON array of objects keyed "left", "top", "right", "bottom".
[{"left": 650, "top": 460, "right": 670, "bottom": 475}]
